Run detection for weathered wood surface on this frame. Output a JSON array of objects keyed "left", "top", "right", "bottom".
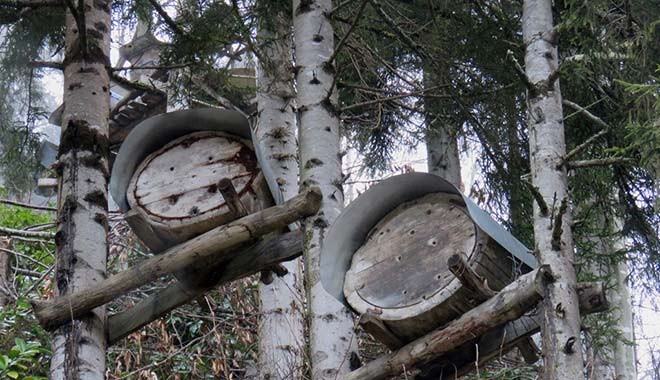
[
  {"left": 31, "top": 187, "right": 321, "bottom": 330},
  {"left": 344, "top": 193, "right": 524, "bottom": 342},
  {"left": 125, "top": 131, "right": 272, "bottom": 249},
  {"left": 415, "top": 281, "right": 609, "bottom": 380},
  {"left": 107, "top": 230, "right": 302, "bottom": 344},
  {"left": 344, "top": 266, "right": 550, "bottom": 380}
]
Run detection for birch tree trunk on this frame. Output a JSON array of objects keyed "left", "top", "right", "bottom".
[
  {"left": 424, "top": 69, "right": 462, "bottom": 188},
  {"left": 255, "top": 5, "right": 305, "bottom": 378},
  {"left": 292, "top": 1, "right": 359, "bottom": 378},
  {"left": 610, "top": 217, "right": 637, "bottom": 380},
  {"left": 49, "top": 2, "right": 111, "bottom": 379},
  {"left": 522, "top": 0, "right": 584, "bottom": 377}
]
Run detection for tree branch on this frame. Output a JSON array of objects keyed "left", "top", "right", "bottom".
[
  {"left": 567, "top": 157, "right": 636, "bottom": 170},
  {"left": 0, "top": 199, "right": 56, "bottom": 212},
  {"left": 327, "top": 0, "right": 369, "bottom": 64},
  {"left": 523, "top": 179, "right": 549, "bottom": 216},
  {"left": 147, "top": 0, "right": 184, "bottom": 36},
  {"left": 0, "top": 0, "right": 62, "bottom": 7},
  {"left": 0, "top": 226, "right": 54, "bottom": 239}
]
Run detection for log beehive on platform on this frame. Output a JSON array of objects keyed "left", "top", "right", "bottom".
[
  {"left": 110, "top": 109, "right": 278, "bottom": 254},
  {"left": 321, "top": 173, "right": 538, "bottom": 348},
  {"left": 125, "top": 130, "right": 271, "bottom": 251},
  {"left": 343, "top": 192, "right": 518, "bottom": 342}
]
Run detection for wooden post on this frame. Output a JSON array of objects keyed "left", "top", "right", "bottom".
[
  {"left": 218, "top": 178, "right": 248, "bottom": 218},
  {"left": 344, "top": 266, "right": 551, "bottom": 380},
  {"left": 107, "top": 230, "right": 302, "bottom": 344},
  {"left": 31, "top": 187, "right": 322, "bottom": 330}
]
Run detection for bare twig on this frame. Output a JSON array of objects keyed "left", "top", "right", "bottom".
[
  {"left": 147, "top": 0, "right": 184, "bottom": 35},
  {"left": 370, "top": 0, "right": 427, "bottom": 60},
  {"left": 0, "top": 226, "right": 54, "bottom": 239},
  {"left": 0, "top": 199, "right": 55, "bottom": 212},
  {"left": 506, "top": 50, "right": 535, "bottom": 91},
  {"left": 327, "top": 0, "right": 370, "bottom": 64}
]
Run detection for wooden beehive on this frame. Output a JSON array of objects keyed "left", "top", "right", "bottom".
[
  {"left": 343, "top": 192, "right": 521, "bottom": 344},
  {"left": 124, "top": 130, "right": 272, "bottom": 252}
]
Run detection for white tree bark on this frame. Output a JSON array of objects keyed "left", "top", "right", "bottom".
[
  {"left": 255, "top": 6, "right": 305, "bottom": 379},
  {"left": 522, "top": 0, "right": 584, "bottom": 378},
  {"left": 292, "top": 1, "right": 359, "bottom": 378},
  {"left": 424, "top": 70, "right": 461, "bottom": 188},
  {"left": 585, "top": 214, "right": 636, "bottom": 380},
  {"left": 610, "top": 218, "right": 637, "bottom": 380},
  {"left": 50, "top": 2, "right": 111, "bottom": 379}
]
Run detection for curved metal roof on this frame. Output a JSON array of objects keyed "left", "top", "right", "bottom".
[{"left": 319, "top": 172, "right": 538, "bottom": 306}]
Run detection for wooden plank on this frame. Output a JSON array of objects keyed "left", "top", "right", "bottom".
[{"left": 30, "top": 187, "right": 321, "bottom": 330}]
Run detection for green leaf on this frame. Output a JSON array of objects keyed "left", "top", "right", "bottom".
[
  {"left": 0, "top": 355, "right": 9, "bottom": 370},
  {"left": 7, "top": 370, "right": 19, "bottom": 379}
]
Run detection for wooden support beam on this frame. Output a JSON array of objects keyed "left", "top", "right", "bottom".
[
  {"left": 31, "top": 187, "right": 322, "bottom": 330},
  {"left": 416, "top": 281, "right": 609, "bottom": 379},
  {"left": 447, "top": 253, "right": 496, "bottom": 301},
  {"left": 358, "top": 311, "right": 404, "bottom": 350},
  {"left": 107, "top": 230, "right": 302, "bottom": 344},
  {"left": 218, "top": 177, "right": 248, "bottom": 218},
  {"left": 344, "top": 266, "right": 551, "bottom": 380}
]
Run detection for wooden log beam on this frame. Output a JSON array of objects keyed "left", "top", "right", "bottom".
[
  {"left": 31, "top": 187, "right": 322, "bottom": 330},
  {"left": 344, "top": 266, "right": 551, "bottom": 380},
  {"left": 416, "top": 281, "right": 609, "bottom": 380},
  {"left": 447, "top": 253, "right": 496, "bottom": 301},
  {"left": 107, "top": 230, "right": 302, "bottom": 344}
]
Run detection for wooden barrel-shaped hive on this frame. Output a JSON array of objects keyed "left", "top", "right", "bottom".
[
  {"left": 124, "top": 130, "right": 272, "bottom": 252},
  {"left": 343, "top": 192, "right": 521, "bottom": 344}
]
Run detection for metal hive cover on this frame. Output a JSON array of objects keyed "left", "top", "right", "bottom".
[
  {"left": 110, "top": 108, "right": 284, "bottom": 212},
  {"left": 320, "top": 172, "right": 538, "bottom": 307}
]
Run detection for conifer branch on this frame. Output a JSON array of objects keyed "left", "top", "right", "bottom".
[
  {"left": 567, "top": 157, "right": 636, "bottom": 169},
  {"left": 147, "top": 0, "right": 184, "bottom": 36},
  {"left": 370, "top": 0, "right": 427, "bottom": 60},
  {"left": 327, "top": 0, "right": 369, "bottom": 64}
]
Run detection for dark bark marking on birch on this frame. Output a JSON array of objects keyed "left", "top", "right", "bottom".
[
  {"left": 93, "top": 213, "right": 108, "bottom": 230},
  {"left": 83, "top": 190, "right": 107, "bottom": 209},
  {"left": 305, "top": 158, "right": 324, "bottom": 169},
  {"left": 63, "top": 39, "right": 108, "bottom": 65},
  {"left": 94, "top": 22, "right": 107, "bottom": 32},
  {"left": 295, "top": 0, "right": 313, "bottom": 16},
  {"left": 59, "top": 120, "right": 110, "bottom": 160},
  {"left": 92, "top": 0, "right": 109, "bottom": 11},
  {"left": 86, "top": 28, "right": 103, "bottom": 40}
]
